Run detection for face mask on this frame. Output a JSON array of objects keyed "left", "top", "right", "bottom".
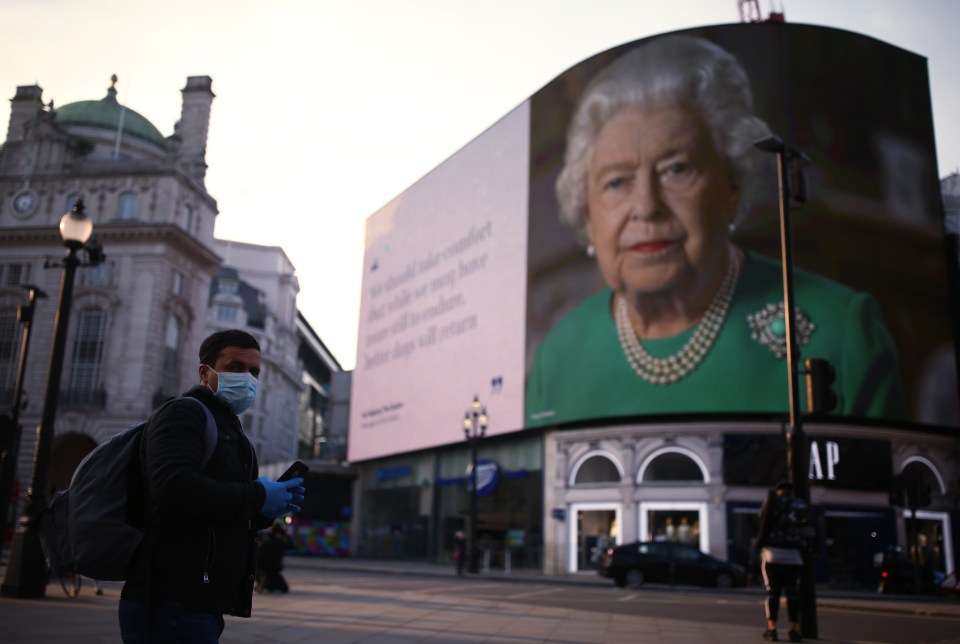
[{"left": 205, "top": 365, "right": 258, "bottom": 414}]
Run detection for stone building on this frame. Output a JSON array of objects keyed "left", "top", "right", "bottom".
[{"left": 0, "top": 76, "right": 337, "bottom": 531}]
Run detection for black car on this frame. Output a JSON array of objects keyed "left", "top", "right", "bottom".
[{"left": 598, "top": 541, "right": 746, "bottom": 589}]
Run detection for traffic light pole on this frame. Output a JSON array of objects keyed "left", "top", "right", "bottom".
[{"left": 756, "top": 135, "right": 818, "bottom": 639}]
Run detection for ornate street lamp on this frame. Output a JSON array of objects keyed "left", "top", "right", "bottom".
[
  {"left": 2, "top": 199, "right": 98, "bottom": 598},
  {"left": 463, "top": 395, "right": 488, "bottom": 575},
  {"left": 0, "top": 284, "right": 48, "bottom": 559}
]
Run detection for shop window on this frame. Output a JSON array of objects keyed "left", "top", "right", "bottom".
[
  {"left": 572, "top": 453, "right": 622, "bottom": 484},
  {"left": 639, "top": 448, "right": 707, "bottom": 483}
]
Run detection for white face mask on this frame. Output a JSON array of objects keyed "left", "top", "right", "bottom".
[{"left": 204, "top": 365, "right": 258, "bottom": 414}]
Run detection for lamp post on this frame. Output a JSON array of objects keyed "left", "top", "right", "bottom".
[
  {"left": 1, "top": 199, "right": 94, "bottom": 599},
  {"left": 754, "top": 135, "right": 818, "bottom": 639},
  {"left": 462, "top": 395, "right": 487, "bottom": 575},
  {"left": 0, "top": 284, "right": 48, "bottom": 559}
]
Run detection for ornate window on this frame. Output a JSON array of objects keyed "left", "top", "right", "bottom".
[
  {"left": 638, "top": 447, "right": 708, "bottom": 484},
  {"left": 571, "top": 451, "right": 623, "bottom": 485},
  {"left": 66, "top": 308, "right": 107, "bottom": 406}
]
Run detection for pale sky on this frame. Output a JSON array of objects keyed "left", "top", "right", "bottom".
[{"left": 2, "top": 0, "right": 957, "bottom": 370}]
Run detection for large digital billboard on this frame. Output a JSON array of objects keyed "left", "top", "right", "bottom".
[{"left": 349, "top": 23, "right": 957, "bottom": 462}]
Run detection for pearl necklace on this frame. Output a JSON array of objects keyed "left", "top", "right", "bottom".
[{"left": 615, "top": 246, "right": 741, "bottom": 385}]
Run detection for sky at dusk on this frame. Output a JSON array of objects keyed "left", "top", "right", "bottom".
[{"left": 2, "top": 0, "right": 957, "bottom": 369}]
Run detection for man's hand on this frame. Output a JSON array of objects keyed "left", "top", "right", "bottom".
[{"left": 258, "top": 476, "right": 305, "bottom": 518}]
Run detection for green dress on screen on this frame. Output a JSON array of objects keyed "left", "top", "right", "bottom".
[{"left": 526, "top": 251, "right": 907, "bottom": 427}]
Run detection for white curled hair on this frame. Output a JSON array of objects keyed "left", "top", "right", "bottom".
[{"left": 556, "top": 35, "right": 772, "bottom": 240}]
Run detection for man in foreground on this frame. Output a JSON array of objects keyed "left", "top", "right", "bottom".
[{"left": 119, "top": 329, "right": 304, "bottom": 642}]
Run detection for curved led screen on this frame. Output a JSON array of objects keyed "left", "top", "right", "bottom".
[{"left": 349, "top": 23, "right": 957, "bottom": 462}]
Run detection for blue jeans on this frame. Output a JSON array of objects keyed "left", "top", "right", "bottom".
[{"left": 119, "top": 599, "right": 224, "bottom": 643}]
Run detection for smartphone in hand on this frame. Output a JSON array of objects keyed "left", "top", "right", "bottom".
[{"left": 278, "top": 460, "right": 309, "bottom": 482}]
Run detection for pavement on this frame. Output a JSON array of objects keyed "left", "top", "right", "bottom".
[{"left": 0, "top": 555, "right": 957, "bottom": 642}]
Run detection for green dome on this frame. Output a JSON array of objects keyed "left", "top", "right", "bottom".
[{"left": 56, "top": 85, "right": 166, "bottom": 149}]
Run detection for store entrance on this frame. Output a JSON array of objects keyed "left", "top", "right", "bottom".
[{"left": 569, "top": 504, "right": 619, "bottom": 572}]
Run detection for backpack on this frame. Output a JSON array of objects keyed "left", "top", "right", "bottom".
[
  {"left": 760, "top": 492, "right": 809, "bottom": 551},
  {"left": 37, "top": 396, "right": 217, "bottom": 581}
]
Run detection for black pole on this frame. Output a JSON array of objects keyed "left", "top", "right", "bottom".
[
  {"left": 761, "top": 135, "right": 818, "bottom": 639},
  {"left": 0, "top": 285, "right": 47, "bottom": 560},
  {"left": 469, "top": 430, "right": 479, "bottom": 574},
  {"left": 1, "top": 243, "right": 80, "bottom": 598}
]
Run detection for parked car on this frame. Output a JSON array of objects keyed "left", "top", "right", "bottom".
[{"left": 598, "top": 541, "right": 746, "bottom": 589}]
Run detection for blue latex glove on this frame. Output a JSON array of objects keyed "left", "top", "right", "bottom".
[{"left": 258, "top": 476, "right": 305, "bottom": 518}]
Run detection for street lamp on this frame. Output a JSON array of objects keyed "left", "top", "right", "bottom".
[
  {"left": 754, "top": 135, "right": 818, "bottom": 639},
  {"left": 2, "top": 199, "right": 96, "bottom": 598},
  {"left": 0, "top": 284, "right": 48, "bottom": 560},
  {"left": 463, "top": 395, "right": 488, "bottom": 575}
]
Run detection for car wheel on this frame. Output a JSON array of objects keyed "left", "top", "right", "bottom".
[
  {"left": 715, "top": 573, "right": 733, "bottom": 589},
  {"left": 625, "top": 569, "right": 645, "bottom": 589}
]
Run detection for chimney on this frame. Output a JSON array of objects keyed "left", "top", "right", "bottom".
[
  {"left": 6, "top": 85, "right": 44, "bottom": 144},
  {"left": 177, "top": 76, "right": 215, "bottom": 185}
]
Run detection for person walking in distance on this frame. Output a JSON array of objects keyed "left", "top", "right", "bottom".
[
  {"left": 118, "top": 329, "right": 305, "bottom": 643},
  {"left": 755, "top": 481, "right": 808, "bottom": 642},
  {"left": 453, "top": 531, "right": 467, "bottom": 576}
]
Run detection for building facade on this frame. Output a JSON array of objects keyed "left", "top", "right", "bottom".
[{"left": 0, "top": 77, "right": 336, "bottom": 536}]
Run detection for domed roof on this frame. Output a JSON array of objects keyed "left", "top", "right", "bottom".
[{"left": 56, "top": 80, "right": 166, "bottom": 148}]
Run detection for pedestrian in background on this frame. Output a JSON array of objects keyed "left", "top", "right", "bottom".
[
  {"left": 755, "top": 481, "right": 808, "bottom": 642},
  {"left": 453, "top": 531, "right": 466, "bottom": 576},
  {"left": 257, "top": 522, "right": 293, "bottom": 593}
]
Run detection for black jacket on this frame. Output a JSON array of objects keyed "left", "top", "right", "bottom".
[{"left": 121, "top": 386, "right": 268, "bottom": 617}]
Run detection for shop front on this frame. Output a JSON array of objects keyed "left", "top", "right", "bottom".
[
  {"left": 543, "top": 419, "right": 958, "bottom": 588},
  {"left": 433, "top": 433, "right": 543, "bottom": 570},
  {"left": 352, "top": 431, "right": 543, "bottom": 568}
]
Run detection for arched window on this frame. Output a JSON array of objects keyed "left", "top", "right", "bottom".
[
  {"left": 571, "top": 451, "right": 623, "bottom": 485},
  {"left": 902, "top": 457, "right": 945, "bottom": 495},
  {"left": 66, "top": 308, "right": 106, "bottom": 406},
  {"left": 118, "top": 191, "right": 138, "bottom": 220},
  {"left": 638, "top": 448, "right": 708, "bottom": 484}
]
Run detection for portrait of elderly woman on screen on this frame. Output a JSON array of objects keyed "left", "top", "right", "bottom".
[{"left": 525, "top": 35, "right": 907, "bottom": 427}]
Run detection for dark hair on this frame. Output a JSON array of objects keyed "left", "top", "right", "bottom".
[
  {"left": 199, "top": 329, "right": 260, "bottom": 366},
  {"left": 775, "top": 480, "right": 794, "bottom": 493}
]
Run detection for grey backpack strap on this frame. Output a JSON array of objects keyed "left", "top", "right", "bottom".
[{"left": 182, "top": 397, "right": 218, "bottom": 467}]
